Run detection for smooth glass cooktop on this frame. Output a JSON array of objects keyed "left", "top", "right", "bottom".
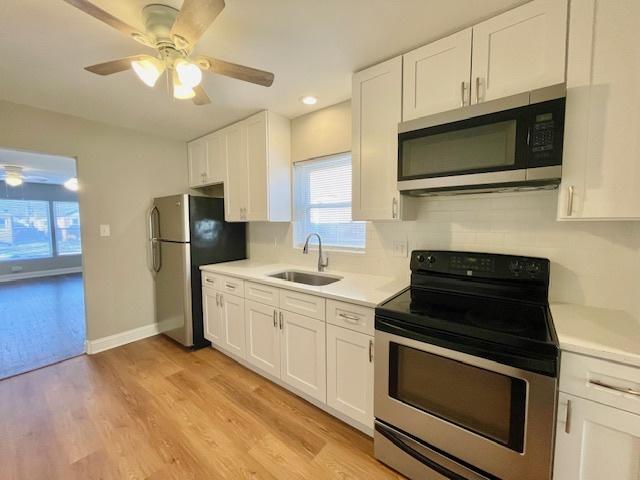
[{"left": 378, "top": 287, "right": 554, "bottom": 345}]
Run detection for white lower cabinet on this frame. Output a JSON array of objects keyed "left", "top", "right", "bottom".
[
  {"left": 245, "top": 300, "right": 281, "bottom": 378},
  {"left": 554, "top": 392, "right": 640, "bottom": 480},
  {"left": 219, "top": 292, "right": 246, "bottom": 359},
  {"left": 280, "top": 310, "right": 326, "bottom": 403},
  {"left": 202, "top": 288, "right": 223, "bottom": 344},
  {"left": 326, "top": 324, "right": 374, "bottom": 427},
  {"left": 202, "top": 273, "right": 374, "bottom": 432}
]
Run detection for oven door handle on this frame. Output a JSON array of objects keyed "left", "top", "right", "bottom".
[{"left": 375, "top": 422, "right": 492, "bottom": 480}]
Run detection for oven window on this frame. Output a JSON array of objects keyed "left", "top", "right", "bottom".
[
  {"left": 389, "top": 343, "right": 526, "bottom": 452},
  {"left": 399, "top": 120, "right": 517, "bottom": 178}
]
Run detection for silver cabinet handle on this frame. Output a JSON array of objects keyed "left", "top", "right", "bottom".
[
  {"left": 475, "top": 77, "right": 482, "bottom": 103},
  {"left": 273, "top": 310, "right": 278, "bottom": 327},
  {"left": 205, "top": 278, "right": 214, "bottom": 284},
  {"left": 369, "top": 339, "right": 374, "bottom": 363},
  {"left": 391, "top": 197, "right": 398, "bottom": 219},
  {"left": 225, "top": 283, "right": 236, "bottom": 290},
  {"left": 589, "top": 379, "right": 640, "bottom": 396},
  {"left": 215, "top": 292, "right": 219, "bottom": 307},
  {"left": 566, "top": 185, "right": 575, "bottom": 216},
  {"left": 564, "top": 399, "right": 572, "bottom": 434},
  {"left": 219, "top": 294, "right": 223, "bottom": 307},
  {"left": 339, "top": 313, "right": 361, "bottom": 324},
  {"left": 279, "top": 311, "right": 283, "bottom": 330},
  {"left": 460, "top": 81, "right": 467, "bottom": 106}
]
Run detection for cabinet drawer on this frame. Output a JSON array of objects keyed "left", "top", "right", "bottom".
[
  {"left": 245, "top": 281, "right": 279, "bottom": 307},
  {"left": 217, "top": 275, "right": 245, "bottom": 296},
  {"left": 202, "top": 272, "right": 222, "bottom": 291},
  {"left": 326, "top": 300, "right": 374, "bottom": 336},
  {"left": 278, "top": 289, "right": 325, "bottom": 321},
  {"left": 560, "top": 351, "right": 640, "bottom": 415}
]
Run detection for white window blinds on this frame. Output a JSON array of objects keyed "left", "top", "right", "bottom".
[{"left": 293, "top": 153, "right": 366, "bottom": 250}]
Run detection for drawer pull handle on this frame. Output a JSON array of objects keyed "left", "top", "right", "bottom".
[
  {"left": 205, "top": 278, "right": 214, "bottom": 284},
  {"left": 589, "top": 379, "right": 640, "bottom": 396},
  {"left": 565, "top": 399, "right": 571, "bottom": 434},
  {"left": 226, "top": 283, "right": 237, "bottom": 289},
  {"left": 369, "top": 339, "right": 374, "bottom": 363},
  {"left": 339, "top": 313, "right": 361, "bottom": 323}
]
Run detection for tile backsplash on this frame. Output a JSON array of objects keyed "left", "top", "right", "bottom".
[{"left": 249, "top": 189, "right": 640, "bottom": 317}]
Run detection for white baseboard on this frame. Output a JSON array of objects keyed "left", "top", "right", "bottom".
[
  {"left": 86, "top": 323, "right": 160, "bottom": 355},
  {"left": 0, "top": 266, "right": 83, "bottom": 283}
]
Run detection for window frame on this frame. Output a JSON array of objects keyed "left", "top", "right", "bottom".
[{"left": 292, "top": 152, "right": 366, "bottom": 253}]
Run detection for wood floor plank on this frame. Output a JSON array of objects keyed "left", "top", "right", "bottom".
[{"left": 0, "top": 335, "right": 406, "bottom": 479}]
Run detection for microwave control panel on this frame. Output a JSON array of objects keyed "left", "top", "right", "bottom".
[{"left": 528, "top": 97, "right": 565, "bottom": 166}]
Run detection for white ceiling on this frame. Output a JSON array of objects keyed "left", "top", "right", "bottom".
[
  {"left": 0, "top": 148, "right": 77, "bottom": 185},
  {"left": 0, "top": 0, "right": 526, "bottom": 141}
]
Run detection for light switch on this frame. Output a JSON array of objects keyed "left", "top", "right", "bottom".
[
  {"left": 99, "top": 224, "right": 111, "bottom": 237},
  {"left": 392, "top": 238, "right": 408, "bottom": 258}
]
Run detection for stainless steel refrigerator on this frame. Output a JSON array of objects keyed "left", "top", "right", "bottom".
[{"left": 149, "top": 194, "right": 246, "bottom": 348}]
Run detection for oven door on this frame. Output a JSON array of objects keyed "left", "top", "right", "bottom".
[{"left": 374, "top": 329, "right": 557, "bottom": 480}]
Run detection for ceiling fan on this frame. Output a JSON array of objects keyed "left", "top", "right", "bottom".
[{"left": 62, "top": 0, "right": 275, "bottom": 105}]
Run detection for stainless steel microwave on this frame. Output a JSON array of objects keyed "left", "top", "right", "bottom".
[{"left": 397, "top": 83, "right": 566, "bottom": 196}]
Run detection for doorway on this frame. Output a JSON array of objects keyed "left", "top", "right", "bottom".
[{"left": 0, "top": 147, "right": 86, "bottom": 379}]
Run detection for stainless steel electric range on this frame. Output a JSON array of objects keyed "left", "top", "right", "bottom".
[{"left": 374, "top": 250, "right": 559, "bottom": 480}]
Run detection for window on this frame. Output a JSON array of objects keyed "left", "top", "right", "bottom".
[
  {"left": 293, "top": 153, "right": 366, "bottom": 250},
  {"left": 53, "top": 202, "right": 82, "bottom": 256},
  {"left": 0, "top": 199, "right": 52, "bottom": 261}
]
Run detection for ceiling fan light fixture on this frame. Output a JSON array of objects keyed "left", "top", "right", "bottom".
[
  {"left": 131, "top": 56, "right": 165, "bottom": 87},
  {"left": 3, "top": 166, "right": 24, "bottom": 187},
  {"left": 175, "top": 59, "right": 202, "bottom": 88},
  {"left": 64, "top": 177, "right": 79, "bottom": 192},
  {"left": 5, "top": 176, "right": 23, "bottom": 187}
]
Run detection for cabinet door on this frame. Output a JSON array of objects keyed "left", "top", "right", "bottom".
[
  {"left": 244, "top": 300, "right": 280, "bottom": 377},
  {"left": 352, "top": 56, "right": 409, "bottom": 221},
  {"left": 557, "top": 0, "right": 640, "bottom": 220},
  {"left": 224, "top": 122, "right": 248, "bottom": 222},
  {"left": 202, "top": 288, "right": 223, "bottom": 344},
  {"left": 403, "top": 28, "right": 472, "bottom": 121},
  {"left": 188, "top": 138, "right": 207, "bottom": 187},
  {"left": 554, "top": 393, "right": 640, "bottom": 480},
  {"left": 280, "top": 310, "right": 326, "bottom": 402},
  {"left": 219, "top": 293, "right": 246, "bottom": 358},
  {"left": 245, "top": 112, "right": 268, "bottom": 221},
  {"left": 326, "top": 325, "right": 374, "bottom": 427},
  {"left": 204, "top": 131, "right": 226, "bottom": 185},
  {"left": 471, "top": 0, "right": 567, "bottom": 104}
]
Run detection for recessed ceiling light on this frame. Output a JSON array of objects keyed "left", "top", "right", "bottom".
[{"left": 301, "top": 96, "right": 318, "bottom": 105}]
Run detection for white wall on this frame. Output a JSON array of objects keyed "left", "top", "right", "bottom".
[
  {"left": 250, "top": 103, "right": 640, "bottom": 319},
  {"left": 0, "top": 100, "right": 188, "bottom": 340}
]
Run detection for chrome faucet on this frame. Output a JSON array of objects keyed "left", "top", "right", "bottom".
[{"left": 302, "top": 233, "right": 329, "bottom": 272}]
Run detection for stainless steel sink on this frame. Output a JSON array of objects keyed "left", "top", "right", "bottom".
[{"left": 268, "top": 270, "right": 342, "bottom": 286}]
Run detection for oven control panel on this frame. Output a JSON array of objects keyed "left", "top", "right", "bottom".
[{"left": 411, "top": 250, "right": 549, "bottom": 281}]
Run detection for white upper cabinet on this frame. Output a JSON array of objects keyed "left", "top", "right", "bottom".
[
  {"left": 224, "top": 111, "right": 291, "bottom": 223},
  {"left": 471, "top": 0, "right": 567, "bottom": 104},
  {"left": 224, "top": 122, "right": 248, "bottom": 222},
  {"left": 188, "top": 137, "right": 208, "bottom": 187},
  {"left": 204, "top": 131, "right": 226, "bottom": 185},
  {"left": 403, "top": 28, "right": 473, "bottom": 121},
  {"left": 558, "top": 0, "right": 640, "bottom": 220},
  {"left": 188, "top": 132, "right": 226, "bottom": 188},
  {"left": 352, "top": 56, "right": 414, "bottom": 221}
]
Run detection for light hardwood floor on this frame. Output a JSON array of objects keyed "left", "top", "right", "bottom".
[{"left": 0, "top": 335, "right": 405, "bottom": 479}]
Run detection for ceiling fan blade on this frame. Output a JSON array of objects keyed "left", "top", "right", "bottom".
[
  {"left": 171, "top": 0, "right": 225, "bottom": 47},
  {"left": 85, "top": 55, "right": 147, "bottom": 76},
  {"left": 192, "top": 86, "right": 212, "bottom": 106},
  {"left": 62, "top": 0, "right": 143, "bottom": 38},
  {"left": 199, "top": 56, "right": 274, "bottom": 87}
]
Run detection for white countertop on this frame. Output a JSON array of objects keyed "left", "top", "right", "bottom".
[
  {"left": 551, "top": 303, "right": 640, "bottom": 367},
  {"left": 200, "top": 260, "right": 408, "bottom": 308}
]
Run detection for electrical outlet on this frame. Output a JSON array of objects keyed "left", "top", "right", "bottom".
[{"left": 392, "top": 238, "right": 408, "bottom": 258}]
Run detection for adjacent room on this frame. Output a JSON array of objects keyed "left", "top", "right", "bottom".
[
  {"left": 0, "top": 148, "right": 85, "bottom": 379},
  {"left": 1, "top": 0, "right": 639, "bottom": 479}
]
